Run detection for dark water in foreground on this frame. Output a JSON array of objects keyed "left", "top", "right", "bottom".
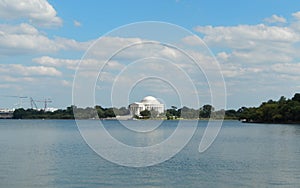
[{"left": 0, "top": 120, "right": 299, "bottom": 188}]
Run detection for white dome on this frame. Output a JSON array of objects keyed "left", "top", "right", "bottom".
[{"left": 141, "top": 96, "right": 160, "bottom": 104}]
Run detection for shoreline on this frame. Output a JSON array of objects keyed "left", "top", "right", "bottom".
[{"left": 242, "top": 121, "right": 300, "bottom": 125}]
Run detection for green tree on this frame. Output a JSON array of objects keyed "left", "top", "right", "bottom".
[
  {"left": 140, "top": 110, "right": 151, "bottom": 118},
  {"left": 225, "top": 109, "right": 238, "bottom": 119},
  {"left": 104, "top": 108, "right": 116, "bottom": 118},
  {"left": 13, "top": 108, "right": 26, "bottom": 119},
  {"left": 166, "top": 107, "right": 180, "bottom": 119},
  {"left": 95, "top": 105, "right": 105, "bottom": 118},
  {"left": 292, "top": 93, "right": 300, "bottom": 102},
  {"left": 199, "top": 104, "right": 214, "bottom": 118}
]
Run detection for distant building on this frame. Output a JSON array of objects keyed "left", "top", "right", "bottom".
[
  {"left": 129, "top": 96, "right": 164, "bottom": 116},
  {"left": 0, "top": 109, "right": 14, "bottom": 119}
]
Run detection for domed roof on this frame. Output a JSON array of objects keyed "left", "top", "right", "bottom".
[{"left": 141, "top": 96, "right": 161, "bottom": 104}]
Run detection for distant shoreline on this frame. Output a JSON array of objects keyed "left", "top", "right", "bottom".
[
  {"left": 2, "top": 93, "right": 299, "bottom": 124},
  {"left": 242, "top": 120, "right": 300, "bottom": 125},
  {"left": 1, "top": 118, "right": 299, "bottom": 125}
]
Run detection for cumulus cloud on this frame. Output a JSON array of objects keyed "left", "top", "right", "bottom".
[
  {"left": 195, "top": 24, "right": 298, "bottom": 48},
  {"left": 73, "top": 20, "right": 81, "bottom": 27},
  {"left": 33, "top": 56, "right": 80, "bottom": 69},
  {"left": 218, "top": 49, "right": 293, "bottom": 65},
  {"left": 264, "top": 14, "right": 287, "bottom": 24},
  {"left": 181, "top": 35, "right": 204, "bottom": 46},
  {"left": 0, "top": 75, "right": 36, "bottom": 83},
  {"left": 292, "top": 11, "right": 300, "bottom": 20},
  {"left": 272, "top": 63, "right": 300, "bottom": 75},
  {"left": 33, "top": 56, "right": 125, "bottom": 71},
  {"left": 76, "top": 36, "right": 189, "bottom": 65},
  {"left": 0, "top": 0, "right": 62, "bottom": 27},
  {"left": 87, "top": 36, "right": 143, "bottom": 58},
  {"left": 0, "top": 64, "right": 62, "bottom": 77},
  {"left": 291, "top": 11, "right": 300, "bottom": 31},
  {"left": 192, "top": 11, "right": 300, "bottom": 104},
  {"left": 0, "top": 23, "right": 39, "bottom": 34},
  {"left": 0, "top": 23, "right": 91, "bottom": 55},
  {"left": 61, "top": 80, "right": 72, "bottom": 87},
  {"left": 54, "top": 37, "right": 92, "bottom": 51},
  {"left": 0, "top": 23, "right": 59, "bottom": 54},
  {"left": 194, "top": 13, "right": 300, "bottom": 66}
]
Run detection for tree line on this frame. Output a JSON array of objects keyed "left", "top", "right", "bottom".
[
  {"left": 12, "top": 106, "right": 130, "bottom": 119},
  {"left": 12, "top": 104, "right": 232, "bottom": 120},
  {"left": 12, "top": 93, "right": 300, "bottom": 123},
  {"left": 238, "top": 93, "right": 300, "bottom": 123}
]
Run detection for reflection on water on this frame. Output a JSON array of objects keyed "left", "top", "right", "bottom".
[{"left": 0, "top": 120, "right": 299, "bottom": 188}]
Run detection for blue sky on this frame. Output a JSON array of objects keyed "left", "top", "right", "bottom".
[{"left": 0, "top": 0, "right": 300, "bottom": 110}]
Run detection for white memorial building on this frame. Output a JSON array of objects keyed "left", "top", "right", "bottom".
[{"left": 129, "top": 96, "right": 164, "bottom": 116}]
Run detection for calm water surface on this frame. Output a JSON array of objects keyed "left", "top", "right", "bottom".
[{"left": 0, "top": 120, "right": 299, "bottom": 188}]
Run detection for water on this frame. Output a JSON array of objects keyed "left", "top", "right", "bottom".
[{"left": 0, "top": 120, "right": 299, "bottom": 188}]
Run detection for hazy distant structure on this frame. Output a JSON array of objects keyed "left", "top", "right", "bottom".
[
  {"left": 1, "top": 95, "right": 27, "bottom": 109},
  {"left": 129, "top": 96, "right": 164, "bottom": 116}
]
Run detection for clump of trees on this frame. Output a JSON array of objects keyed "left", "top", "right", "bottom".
[
  {"left": 12, "top": 93, "right": 300, "bottom": 123},
  {"left": 137, "top": 93, "right": 300, "bottom": 123},
  {"left": 135, "top": 109, "right": 161, "bottom": 119},
  {"left": 164, "top": 105, "right": 230, "bottom": 120},
  {"left": 13, "top": 106, "right": 74, "bottom": 119},
  {"left": 13, "top": 106, "right": 130, "bottom": 119},
  {"left": 137, "top": 104, "right": 231, "bottom": 120},
  {"left": 238, "top": 93, "right": 300, "bottom": 123}
]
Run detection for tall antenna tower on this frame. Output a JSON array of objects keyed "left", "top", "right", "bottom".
[
  {"left": 30, "top": 97, "right": 38, "bottom": 110},
  {"left": 1, "top": 95, "right": 28, "bottom": 109},
  {"left": 34, "top": 98, "right": 52, "bottom": 111}
]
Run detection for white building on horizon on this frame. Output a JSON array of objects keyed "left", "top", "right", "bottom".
[{"left": 129, "top": 96, "right": 164, "bottom": 116}]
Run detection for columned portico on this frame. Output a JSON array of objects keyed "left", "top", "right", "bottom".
[{"left": 129, "top": 96, "right": 164, "bottom": 117}]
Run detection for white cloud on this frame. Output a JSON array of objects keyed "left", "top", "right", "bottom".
[
  {"left": 0, "top": 0, "right": 62, "bottom": 27},
  {"left": 223, "top": 49, "right": 293, "bottom": 64},
  {"left": 0, "top": 28, "right": 59, "bottom": 54},
  {"left": 292, "top": 11, "right": 300, "bottom": 20},
  {"left": 0, "top": 23, "right": 91, "bottom": 55},
  {"left": 54, "top": 37, "right": 92, "bottom": 51},
  {"left": 220, "top": 64, "right": 245, "bottom": 78},
  {"left": 217, "top": 52, "right": 230, "bottom": 61},
  {"left": 181, "top": 35, "right": 204, "bottom": 46},
  {"left": 0, "top": 23, "right": 39, "bottom": 34},
  {"left": 61, "top": 80, "right": 72, "bottom": 87},
  {"left": 192, "top": 11, "right": 300, "bottom": 104},
  {"left": 264, "top": 14, "right": 287, "bottom": 24},
  {"left": 291, "top": 11, "right": 300, "bottom": 31},
  {"left": 195, "top": 24, "right": 298, "bottom": 48},
  {"left": 194, "top": 13, "right": 300, "bottom": 66},
  {"left": 33, "top": 56, "right": 80, "bottom": 69},
  {"left": 272, "top": 63, "right": 300, "bottom": 75},
  {"left": 0, "top": 64, "right": 62, "bottom": 77},
  {"left": 219, "top": 62, "right": 264, "bottom": 78},
  {"left": 33, "top": 56, "right": 125, "bottom": 72},
  {"left": 87, "top": 36, "right": 143, "bottom": 58},
  {"left": 0, "top": 75, "right": 36, "bottom": 83},
  {"left": 73, "top": 20, "right": 81, "bottom": 27},
  {"left": 84, "top": 37, "right": 184, "bottom": 61}
]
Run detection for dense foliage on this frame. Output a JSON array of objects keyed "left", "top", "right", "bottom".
[
  {"left": 13, "top": 107, "right": 74, "bottom": 119},
  {"left": 140, "top": 104, "right": 229, "bottom": 120},
  {"left": 13, "top": 106, "right": 129, "bottom": 119},
  {"left": 12, "top": 104, "right": 230, "bottom": 120},
  {"left": 238, "top": 93, "right": 300, "bottom": 123},
  {"left": 12, "top": 93, "right": 300, "bottom": 123}
]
